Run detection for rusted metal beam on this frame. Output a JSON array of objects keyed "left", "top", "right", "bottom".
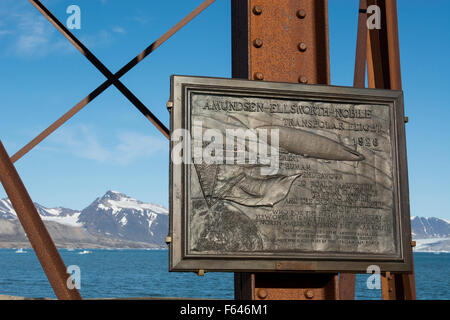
[
  {"left": 233, "top": 0, "right": 330, "bottom": 84},
  {"left": 12, "top": 0, "right": 216, "bottom": 163},
  {"left": 232, "top": 0, "right": 337, "bottom": 300},
  {"left": 254, "top": 273, "right": 338, "bottom": 300},
  {"left": 339, "top": 0, "right": 368, "bottom": 300},
  {"left": 338, "top": 273, "right": 356, "bottom": 300},
  {"left": 367, "top": 0, "right": 390, "bottom": 89},
  {"left": 381, "top": 271, "right": 396, "bottom": 299},
  {"left": 354, "top": 0, "right": 368, "bottom": 88},
  {"left": 367, "top": 0, "right": 416, "bottom": 300},
  {"left": 0, "top": 140, "right": 81, "bottom": 300}
]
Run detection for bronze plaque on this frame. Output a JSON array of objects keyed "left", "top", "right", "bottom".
[{"left": 169, "top": 76, "right": 412, "bottom": 273}]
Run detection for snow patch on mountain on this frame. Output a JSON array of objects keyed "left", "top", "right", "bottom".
[
  {"left": 414, "top": 237, "right": 450, "bottom": 253},
  {"left": 107, "top": 198, "right": 167, "bottom": 215},
  {"left": 42, "top": 212, "right": 83, "bottom": 227},
  {"left": 0, "top": 198, "right": 16, "bottom": 220},
  {"left": 92, "top": 190, "right": 167, "bottom": 215},
  {"left": 0, "top": 198, "right": 81, "bottom": 226}
]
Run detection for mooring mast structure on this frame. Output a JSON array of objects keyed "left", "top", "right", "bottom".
[{"left": 0, "top": 0, "right": 415, "bottom": 300}]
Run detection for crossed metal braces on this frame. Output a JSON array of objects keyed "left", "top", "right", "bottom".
[
  {"left": 0, "top": 0, "right": 215, "bottom": 300},
  {"left": 11, "top": 0, "right": 216, "bottom": 163}
]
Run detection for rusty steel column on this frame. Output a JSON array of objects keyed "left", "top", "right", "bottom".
[
  {"left": 367, "top": 0, "right": 416, "bottom": 300},
  {"left": 0, "top": 140, "right": 82, "bottom": 300},
  {"left": 232, "top": 0, "right": 338, "bottom": 300},
  {"left": 338, "top": 0, "right": 369, "bottom": 300},
  {"left": 233, "top": 0, "right": 330, "bottom": 84}
]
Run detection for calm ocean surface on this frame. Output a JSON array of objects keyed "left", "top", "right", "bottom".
[{"left": 0, "top": 249, "right": 448, "bottom": 300}]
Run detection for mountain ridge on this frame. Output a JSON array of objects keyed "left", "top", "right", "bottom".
[
  {"left": 0, "top": 190, "right": 168, "bottom": 248},
  {"left": 0, "top": 191, "right": 449, "bottom": 250}
]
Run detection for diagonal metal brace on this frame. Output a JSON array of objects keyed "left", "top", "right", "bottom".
[
  {"left": 30, "top": 0, "right": 169, "bottom": 138},
  {"left": 0, "top": 139, "right": 82, "bottom": 300},
  {"left": 11, "top": 0, "right": 215, "bottom": 163}
]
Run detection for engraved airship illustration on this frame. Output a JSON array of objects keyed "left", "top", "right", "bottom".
[
  {"left": 256, "top": 125, "right": 365, "bottom": 162},
  {"left": 192, "top": 111, "right": 365, "bottom": 208},
  {"left": 226, "top": 113, "right": 365, "bottom": 161}
]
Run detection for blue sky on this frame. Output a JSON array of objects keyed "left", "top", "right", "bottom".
[{"left": 0, "top": 0, "right": 449, "bottom": 220}]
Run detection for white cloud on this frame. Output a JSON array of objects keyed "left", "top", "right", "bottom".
[
  {"left": 0, "top": 29, "right": 13, "bottom": 36},
  {"left": 0, "top": 5, "right": 73, "bottom": 57},
  {"left": 44, "top": 125, "right": 167, "bottom": 165},
  {"left": 78, "top": 29, "right": 113, "bottom": 49},
  {"left": 112, "top": 26, "right": 126, "bottom": 34},
  {"left": 115, "top": 132, "right": 167, "bottom": 165},
  {"left": 0, "top": 2, "right": 118, "bottom": 58},
  {"left": 47, "top": 125, "right": 110, "bottom": 162},
  {"left": 130, "top": 11, "right": 151, "bottom": 25}
]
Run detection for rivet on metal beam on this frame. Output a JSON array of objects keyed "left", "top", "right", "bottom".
[
  {"left": 165, "top": 236, "right": 172, "bottom": 244},
  {"left": 411, "top": 240, "right": 416, "bottom": 247},
  {"left": 304, "top": 290, "right": 314, "bottom": 299},
  {"left": 257, "top": 289, "right": 268, "bottom": 299},
  {"left": 197, "top": 269, "right": 205, "bottom": 276},
  {"left": 299, "top": 75, "right": 308, "bottom": 84},
  {"left": 166, "top": 100, "right": 174, "bottom": 111},
  {"left": 404, "top": 116, "right": 409, "bottom": 123},
  {"left": 252, "top": 5, "right": 262, "bottom": 15},
  {"left": 298, "top": 42, "right": 307, "bottom": 52},
  {"left": 254, "top": 72, "right": 264, "bottom": 80},
  {"left": 296, "top": 9, "right": 306, "bottom": 19},
  {"left": 253, "top": 38, "right": 263, "bottom": 48}
]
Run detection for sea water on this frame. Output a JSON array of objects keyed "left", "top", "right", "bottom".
[{"left": 0, "top": 249, "right": 448, "bottom": 299}]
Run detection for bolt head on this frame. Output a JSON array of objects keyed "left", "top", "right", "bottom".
[
  {"left": 297, "top": 9, "right": 307, "bottom": 19},
  {"left": 253, "top": 38, "right": 263, "bottom": 48},
  {"left": 298, "top": 42, "right": 307, "bottom": 52},
  {"left": 254, "top": 72, "right": 264, "bottom": 81},
  {"left": 257, "top": 289, "right": 268, "bottom": 299},
  {"left": 305, "top": 290, "right": 314, "bottom": 299},
  {"left": 253, "top": 5, "right": 262, "bottom": 15},
  {"left": 299, "top": 75, "right": 308, "bottom": 84}
]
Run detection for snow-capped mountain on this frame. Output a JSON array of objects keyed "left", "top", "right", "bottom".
[
  {"left": 410, "top": 216, "right": 450, "bottom": 239},
  {"left": 78, "top": 190, "right": 168, "bottom": 245},
  {"left": 410, "top": 217, "right": 450, "bottom": 252},
  {"left": 0, "top": 190, "right": 169, "bottom": 247},
  {"left": 2, "top": 191, "right": 449, "bottom": 250},
  {"left": 0, "top": 198, "right": 81, "bottom": 226}
]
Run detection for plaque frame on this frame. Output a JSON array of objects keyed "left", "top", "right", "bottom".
[{"left": 169, "top": 75, "right": 412, "bottom": 273}]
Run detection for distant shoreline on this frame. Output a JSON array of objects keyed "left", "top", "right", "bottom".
[{"left": 0, "top": 242, "right": 166, "bottom": 250}]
